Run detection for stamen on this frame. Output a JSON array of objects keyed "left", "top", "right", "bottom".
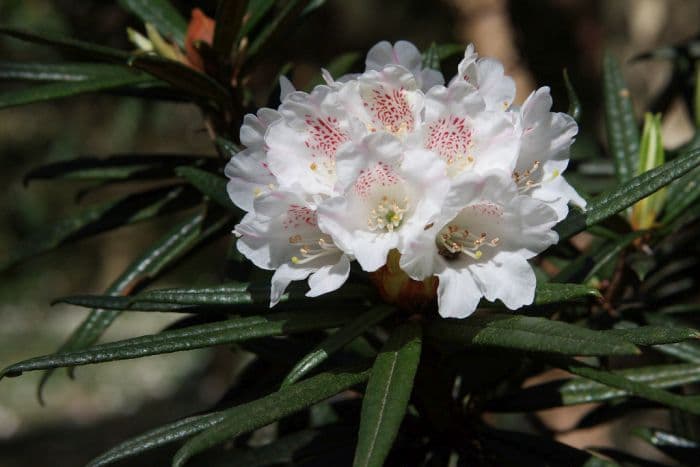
[
  {"left": 367, "top": 196, "right": 409, "bottom": 232},
  {"left": 513, "top": 160, "right": 542, "bottom": 192},
  {"left": 288, "top": 235, "right": 337, "bottom": 265},
  {"left": 437, "top": 224, "right": 499, "bottom": 261}
]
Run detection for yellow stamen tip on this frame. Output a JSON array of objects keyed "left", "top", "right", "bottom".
[
  {"left": 474, "top": 251, "right": 483, "bottom": 259},
  {"left": 291, "top": 256, "right": 300, "bottom": 264},
  {"left": 310, "top": 162, "right": 318, "bottom": 171}
]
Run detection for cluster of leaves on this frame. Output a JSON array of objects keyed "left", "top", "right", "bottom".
[{"left": 2, "top": 2, "right": 700, "bottom": 466}]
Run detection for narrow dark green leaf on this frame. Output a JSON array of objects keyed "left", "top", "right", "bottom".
[
  {"left": 0, "top": 27, "right": 129, "bottom": 62},
  {"left": 56, "top": 282, "right": 371, "bottom": 311},
  {"left": 426, "top": 314, "right": 639, "bottom": 356},
  {"left": 353, "top": 322, "right": 422, "bottom": 467},
  {"left": 0, "top": 62, "right": 135, "bottom": 82},
  {"left": 603, "top": 51, "right": 639, "bottom": 183},
  {"left": 605, "top": 325, "right": 699, "bottom": 346},
  {"left": 0, "top": 69, "right": 154, "bottom": 109},
  {"left": 282, "top": 306, "right": 396, "bottom": 388},
  {"left": 563, "top": 68, "right": 581, "bottom": 122},
  {"left": 213, "top": 0, "right": 249, "bottom": 60},
  {"left": 533, "top": 282, "right": 601, "bottom": 305},
  {"left": 0, "top": 186, "right": 194, "bottom": 272},
  {"left": 422, "top": 43, "right": 440, "bottom": 71},
  {"left": 434, "top": 43, "right": 464, "bottom": 61},
  {"left": 489, "top": 363, "right": 700, "bottom": 411},
  {"left": 633, "top": 427, "right": 700, "bottom": 465},
  {"left": 237, "top": 0, "right": 276, "bottom": 40},
  {"left": 128, "top": 55, "right": 230, "bottom": 102},
  {"left": 118, "top": 0, "right": 187, "bottom": 47},
  {"left": 175, "top": 166, "right": 232, "bottom": 210},
  {"left": 172, "top": 366, "right": 370, "bottom": 467},
  {"left": 643, "top": 312, "right": 700, "bottom": 363},
  {"left": 554, "top": 358, "right": 700, "bottom": 415},
  {"left": 662, "top": 165, "right": 700, "bottom": 224},
  {"left": 87, "top": 412, "right": 225, "bottom": 467},
  {"left": 215, "top": 137, "right": 241, "bottom": 158},
  {"left": 1, "top": 309, "right": 359, "bottom": 379},
  {"left": 247, "top": 0, "right": 311, "bottom": 57},
  {"left": 25, "top": 154, "right": 208, "bottom": 183},
  {"left": 556, "top": 147, "right": 700, "bottom": 239}
]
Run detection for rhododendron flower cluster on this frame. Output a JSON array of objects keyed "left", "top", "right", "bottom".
[{"left": 226, "top": 41, "right": 585, "bottom": 318}]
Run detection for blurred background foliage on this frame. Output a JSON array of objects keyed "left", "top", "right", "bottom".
[{"left": 1, "top": 0, "right": 699, "bottom": 465}]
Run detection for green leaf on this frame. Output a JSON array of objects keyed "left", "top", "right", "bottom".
[
  {"left": 563, "top": 68, "right": 581, "bottom": 122},
  {"left": 554, "top": 231, "right": 644, "bottom": 283},
  {"left": 353, "top": 322, "right": 421, "bottom": 467},
  {"left": 0, "top": 61, "right": 134, "bottom": 82},
  {"left": 128, "top": 55, "right": 230, "bottom": 102},
  {"left": 87, "top": 412, "right": 226, "bottom": 467},
  {"left": 172, "top": 365, "right": 370, "bottom": 467},
  {"left": 603, "top": 51, "right": 640, "bottom": 183},
  {"left": 213, "top": 0, "right": 249, "bottom": 60},
  {"left": 247, "top": 0, "right": 311, "bottom": 58},
  {"left": 238, "top": 0, "right": 276, "bottom": 40},
  {"left": 532, "top": 282, "right": 601, "bottom": 305},
  {"left": 56, "top": 282, "right": 371, "bottom": 311},
  {"left": 1, "top": 309, "right": 359, "bottom": 379},
  {"left": 0, "top": 27, "right": 129, "bottom": 62},
  {"left": 554, "top": 358, "right": 700, "bottom": 415},
  {"left": 643, "top": 312, "right": 700, "bottom": 363},
  {"left": 433, "top": 43, "right": 465, "bottom": 61},
  {"left": 556, "top": 147, "right": 700, "bottom": 239},
  {"left": 606, "top": 325, "right": 699, "bottom": 346},
  {"left": 422, "top": 42, "right": 440, "bottom": 71},
  {"left": 662, "top": 165, "right": 700, "bottom": 224},
  {"left": 489, "top": 363, "right": 700, "bottom": 411},
  {"left": 426, "top": 314, "right": 639, "bottom": 356},
  {"left": 282, "top": 306, "right": 396, "bottom": 387},
  {"left": 0, "top": 185, "right": 195, "bottom": 272},
  {"left": 118, "top": 0, "right": 187, "bottom": 47},
  {"left": 633, "top": 427, "right": 700, "bottom": 465},
  {"left": 25, "top": 154, "right": 208, "bottom": 183},
  {"left": 0, "top": 68, "right": 154, "bottom": 109},
  {"left": 175, "top": 166, "right": 233, "bottom": 210}
]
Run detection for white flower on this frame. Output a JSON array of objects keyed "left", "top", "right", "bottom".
[
  {"left": 415, "top": 80, "right": 519, "bottom": 178},
  {"left": 364, "top": 40, "right": 445, "bottom": 92},
  {"left": 513, "top": 87, "right": 586, "bottom": 220},
  {"left": 452, "top": 44, "right": 516, "bottom": 112},
  {"left": 317, "top": 133, "right": 449, "bottom": 272},
  {"left": 400, "top": 170, "right": 559, "bottom": 318},
  {"left": 225, "top": 108, "right": 280, "bottom": 212},
  {"left": 235, "top": 191, "right": 350, "bottom": 306},
  {"left": 265, "top": 84, "right": 357, "bottom": 198},
  {"left": 226, "top": 40, "right": 585, "bottom": 316},
  {"left": 338, "top": 65, "right": 424, "bottom": 137}
]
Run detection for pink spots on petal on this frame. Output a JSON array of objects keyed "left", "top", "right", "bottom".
[
  {"left": 303, "top": 115, "right": 347, "bottom": 172},
  {"left": 353, "top": 161, "right": 400, "bottom": 198},
  {"left": 469, "top": 202, "right": 503, "bottom": 218},
  {"left": 283, "top": 204, "right": 317, "bottom": 229},
  {"left": 426, "top": 116, "right": 473, "bottom": 165},
  {"left": 364, "top": 86, "right": 414, "bottom": 134},
  {"left": 260, "top": 161, "right": 274, "bottom": 176}
]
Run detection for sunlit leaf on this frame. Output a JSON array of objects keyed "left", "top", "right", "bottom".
[
  {"left": 282, "top": 306, "right": 396, "bottom": 388},
  {"left": 427, "top": 314, "right": 639, "bottom": 356},
  {"left": 603, "top": 51, "right": 639, "bottom": 183},
  {"left": 353, "top": 322, "right": 422, "bottom": 467},
  {"left": 556, "top": 147, "right": 700, "bottom": 239},
  {"left": 172, "top": 365, "right": 370, "bottom": 467},
  {"left": 1, "top": 309, "right": 360, "bottom": 378}
]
